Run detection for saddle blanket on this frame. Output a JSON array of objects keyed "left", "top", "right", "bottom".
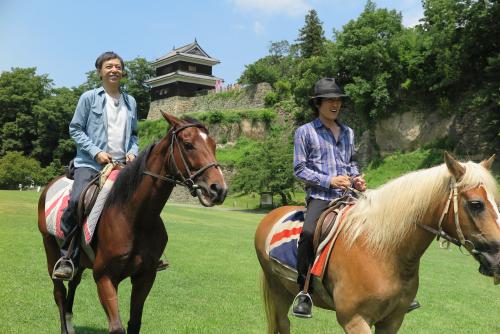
[
  {"left": 266, "top": 206, "right": 352, "bottom": 278},
  {"left": 44, "top": 170, "right": 120, "bottom": 244}
]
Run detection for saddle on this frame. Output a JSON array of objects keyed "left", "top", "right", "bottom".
[
  {"left": 312, "top": 193, "right": 358, "bottom": 254},
  {"left": 76, "top": 163, "right": 120, "bottom": 227}
]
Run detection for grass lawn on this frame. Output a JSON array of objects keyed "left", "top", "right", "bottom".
[{"left": 0, "top": 190, "right": 499, "bottom": 333}]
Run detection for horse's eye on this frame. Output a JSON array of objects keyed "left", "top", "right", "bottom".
[
  {"left": 184, "top": 142, "right": 194, "bottom": 150},
  {"left": 467, "top": 200, "right": 484, "bottom": 213}
]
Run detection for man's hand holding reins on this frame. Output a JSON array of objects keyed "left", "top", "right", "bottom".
[
  {"left": 353, "top": 174, "right": 367, "bottom": 192},
  {"left": 96, "top": 151, "right": 113, "bottom": 165},
  {"left": 330, "top": 175, "right": 351, "bottom": 189}
]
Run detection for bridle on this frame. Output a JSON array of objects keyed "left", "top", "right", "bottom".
[
  {"left": 143, "top": 123, "right": 221, "bottom": 196},
  {"left": 417, "top": 177, "right": 480, "bottom": 255}
]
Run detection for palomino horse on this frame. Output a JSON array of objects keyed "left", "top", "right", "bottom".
[
  {"left": 38, "top": 112, "right": 227, "bottom": 334},
  {"left": 255, "top": 153, "right": 499, "bottom": 333}
]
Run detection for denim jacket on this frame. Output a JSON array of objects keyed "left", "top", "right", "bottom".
[{"left": 69, "top": 87, "right": 139, "bottom": 171}]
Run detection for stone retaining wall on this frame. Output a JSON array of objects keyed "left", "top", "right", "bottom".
[{"left": 147, "top": 83, "right": 272, "bottom": 119}]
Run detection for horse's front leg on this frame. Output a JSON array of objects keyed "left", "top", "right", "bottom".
[
  {"left": 338, "top": 314, "right": 372, "bottom": 334},
  {"left": 64, "top": 268, "right": 84, "bottom": 334},
  {"left": 127, "top": 269, "right": 158, "bottom": 334},
  {"left": 95, "top": 275, "right": 124, "bottom": 334}
]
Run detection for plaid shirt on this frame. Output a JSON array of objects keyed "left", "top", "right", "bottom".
[{"left": 293, "top": 118, "right": 360, "bottom": 201}]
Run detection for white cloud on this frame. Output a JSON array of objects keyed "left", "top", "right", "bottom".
[
  {"left": 231, "top": 0, "right": 311, "bottom": 17},
  {"left": 253, "top": 21, "right": 265, "bottom": 34}
]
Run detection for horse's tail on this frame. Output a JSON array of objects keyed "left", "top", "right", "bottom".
[{"left": 261, "top": 270, "right": 278, "bottom": 334}]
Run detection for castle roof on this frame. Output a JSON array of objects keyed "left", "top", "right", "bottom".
[{"left": 151, "top": 40, "right": 220, "bottom": 67}]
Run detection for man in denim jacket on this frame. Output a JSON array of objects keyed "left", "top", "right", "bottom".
[{"left": 53, "top": 51, "right": 138, "bottom": 280}]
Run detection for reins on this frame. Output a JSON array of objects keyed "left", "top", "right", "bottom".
[
  {"left": 417, "top": 177, "right": 479, "bottom": 255},
  {"left": 142, "top": 123, "right": 221, "bottom": 196}
]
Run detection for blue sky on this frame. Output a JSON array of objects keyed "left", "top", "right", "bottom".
[{"left": 0, "top": 0, "right": 423, "bottom": 88}]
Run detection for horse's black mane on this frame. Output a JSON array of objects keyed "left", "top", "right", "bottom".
[{"left": 103, "top": 143, "right": 155, "bottom": 209}]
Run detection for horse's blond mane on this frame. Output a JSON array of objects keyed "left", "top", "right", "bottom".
[{"left": 342, "top": 160, "right": 498, "bottom": 253}]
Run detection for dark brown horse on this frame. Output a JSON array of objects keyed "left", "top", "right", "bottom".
[
  {"left": 255, "top": 153, "right": 499, "bottom": 333},
  {"left": 38, "top": 112, "right": 227, "bottom": 334}
]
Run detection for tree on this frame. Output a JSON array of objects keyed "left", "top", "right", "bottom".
[
  {"left": 0, "top": 151, "right": 44, "bottom": 189},
  {"left": 0, "top": 68, "right": 52, "bottom": 154},
  {"left": 231, "top": 127, "right": 297, "bottom": 205},
  {"left": 123, "top": 57, "right": 154, "bottom": 120},
  {"left": 331, "top": 0, "right": 405, "bottom": 120},
  {"left": 297, "top": 9, "right": 326, "bottom": 58},
  {"left": 32, "top": 87, "right": 78, "bottom": 166}
]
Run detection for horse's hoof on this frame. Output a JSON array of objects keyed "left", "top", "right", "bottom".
[{"left": 65, "top": 313, "right": 75, "bottom": 334}]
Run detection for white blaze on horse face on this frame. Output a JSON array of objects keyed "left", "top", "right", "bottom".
[
  {"left": 218, "top": 165, "right": 228, "bottom": 188},
  {"left": 200, "top": 132, "right": 208, "bottom": 142},
  {"left": 484, "top": 188, "right": 500, "bottom": 227}
]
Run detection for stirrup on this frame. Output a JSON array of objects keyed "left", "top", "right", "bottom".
[
  {"left": 292, "top": 291, "right": 313, "bottom": 318},
  {"left": 52, "top": 257, "right": 75, "bottom": 281}
]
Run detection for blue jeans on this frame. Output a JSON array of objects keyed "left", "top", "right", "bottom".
[
  {"left": 60, "top": 167, "right": 98, "bottom": 261},
  {"left": 296, "top": 198, "right": 330, "bottom": 290}
]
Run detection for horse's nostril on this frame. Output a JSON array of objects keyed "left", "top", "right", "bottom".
[{"left": 210, "top": 183, "right": 221, "bottom": 194}]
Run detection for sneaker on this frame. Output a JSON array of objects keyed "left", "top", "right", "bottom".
[
  {"left": 407, "top": 299, "right": 421, "bottom": 313},
  {"left": 53, "top": 262, "right": 73, "bottom": 280},
  {"left": 292, "top": 293, "right": 313, "bottom": 318}
]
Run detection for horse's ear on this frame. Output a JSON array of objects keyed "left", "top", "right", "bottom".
[
  {"left": 480, "top": 154, "right": 495, "bottom": 170},
  {"left": 160, "top": 110, "right": 182, "bottom": 127},
  {"left": 444, "top": 151, "right": 465, "bottom": 181}
]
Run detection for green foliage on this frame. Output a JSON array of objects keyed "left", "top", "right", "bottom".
[
  {"left": 31, "top": 87, "right": 78, "bottom": 165},
  {"left": 363, "top": 149, "right": 445, "bottom": 188},
  {"left": 182, "top": 108, "right": 276, "bottom": 126},
  {"left": 231, "top": 126, "right": 296, "bottom": 205},
  {"left": 122, "top": 57, "right": 154, "bottom": 119},
  {"left": 137, "top": 119, "right": 169, "bottom": 150},
  {"left": 332, "top": 1, "right": 405, "bottom": 121},
  {"left": 238, "top": 56, "right": 283, "bottom": 85},
  {"left": 297, "top": 9, "right": 326, "bottom": 58},
  {"left": 207, "top": 110, "right": 224, "bottom": 124},
  {"left": 0, "top": 67, "right": 53, "bottom": 155},
  {"left": 0, "top": 152, "right": 44, "bottom": 189},
  {"left": 264, "top": 91, "right": 278, "bottom": 107},
  {"left": 216, "top": 137, "right": 260, "bottom": 168}
]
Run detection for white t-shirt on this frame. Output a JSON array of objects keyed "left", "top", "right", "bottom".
[{"left": 105, "top": 93, "right": 127, "bottom": 163}]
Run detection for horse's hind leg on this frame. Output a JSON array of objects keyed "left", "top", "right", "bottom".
[
  {"left": 42, "top": 235, "right": 71, "bottom": 334},
  {"left": 262, "top": 272, "right": 294, "bottom": 334},
  {"left": 127, "top": 270, "right": 157, "bottom": 334}
]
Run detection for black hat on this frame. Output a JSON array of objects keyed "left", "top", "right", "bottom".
[{"left": 308, "top": 78, "right": 347, "bottom": 109}]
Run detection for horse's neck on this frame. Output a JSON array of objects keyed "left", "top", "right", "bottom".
[
  {"left": 135, "top": 140, "right": 175, "bottom": 218},
  {"left": 395, "top": 199, "right": 447, "bottom": 275}
]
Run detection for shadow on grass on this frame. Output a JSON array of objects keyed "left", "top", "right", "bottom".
[{"left": 74, "top": 326, "right": 107, "bottom": 334}]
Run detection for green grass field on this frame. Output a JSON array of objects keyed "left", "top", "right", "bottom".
[{"left": 1, "top": 190, "right": 499, "bottom": 333}]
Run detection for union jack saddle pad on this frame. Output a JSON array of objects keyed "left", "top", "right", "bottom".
[
  {"left": 265, "top": 205, "right": 353, "bottom": 280},
  {"left": 44, "top": 170, "right": 120, "bottom": 245}
]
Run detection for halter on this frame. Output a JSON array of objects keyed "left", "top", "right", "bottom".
[
  {"left": 417, "top": 177, "right": 479, "bottom": 255},
  {"left": 143, "top": 123, "right": 221, "bottom": 196}
]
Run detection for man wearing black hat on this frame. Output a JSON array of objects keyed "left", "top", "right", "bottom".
[
  {"left": 292, "top": 77, "right": 366, "bottom": 317},
  {"left": 292, "top": 78, "right": 421, "bottom": 318}
]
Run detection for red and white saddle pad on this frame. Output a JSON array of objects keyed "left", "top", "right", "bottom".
[
  {"left": 266, "top": 205, "right": 354, "bottom": 280},
  {"left": 44, "top": 170, "right": 120, "bottom": 244}
]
